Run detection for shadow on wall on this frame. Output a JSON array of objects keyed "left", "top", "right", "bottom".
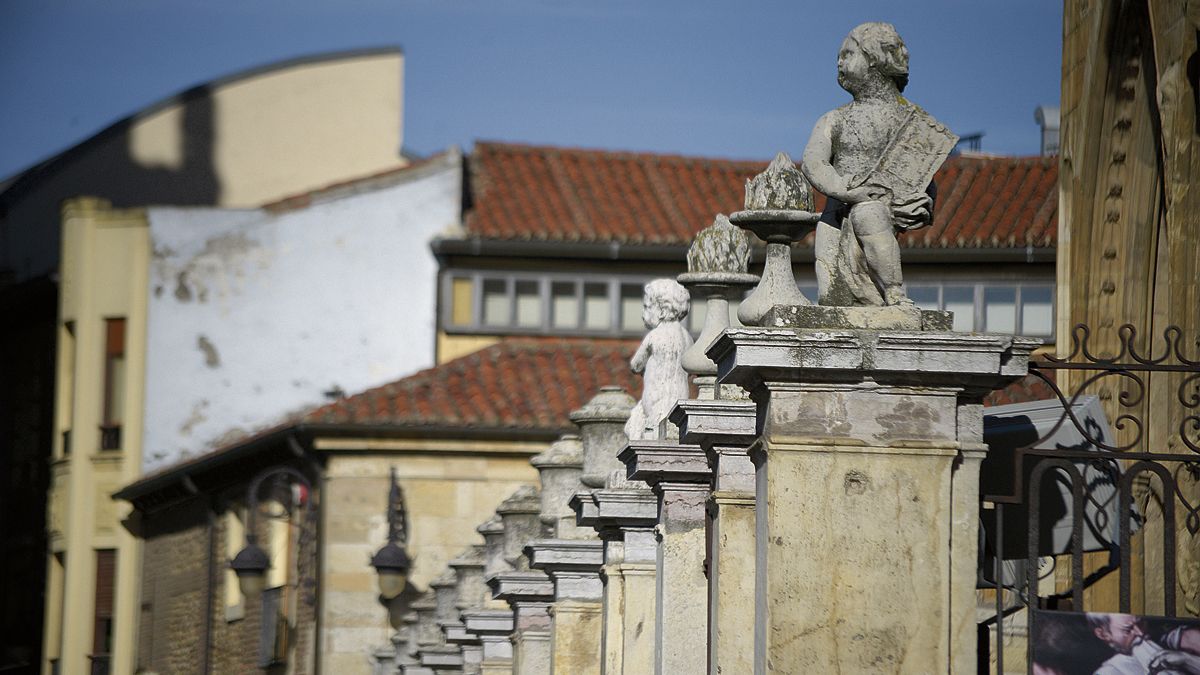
[{"left": 0, "top": 84, "right": 221, "bottom": 281}]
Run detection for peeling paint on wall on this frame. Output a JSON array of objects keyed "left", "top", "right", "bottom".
[{"left": 140, "top": 153, "right": 460, "bottom": 472}]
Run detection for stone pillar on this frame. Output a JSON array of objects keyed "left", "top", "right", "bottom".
[
  {"left": 572, "top": 487, "right": 658, "bottom": 675},
  {"left": 620, "top": 441, "right": 711, "bottom": 675},
  {"left": 489, "top": 571, "right": 554, "bottom": 675},
  {"left": 461, "top": 609, "right": 515, "bottom": 675},
  {"left": 710, "top": 326, "right": 1037, "bottom": 673},
  {"left": 526, "top": 540, "right": 605, "bottom": 675},
  {"left": 497, "top": 486, "right": 542, "bottom": 571},
  {"left": 672, "top": 398, "right": 758, "bottom": 674}
]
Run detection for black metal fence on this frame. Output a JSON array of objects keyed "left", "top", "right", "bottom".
[{"left": 978, "top": 323, "right": 1200, "bottom": 674}]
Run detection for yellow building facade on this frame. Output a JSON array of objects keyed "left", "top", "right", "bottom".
[{"left": 46, "top": 198, "right": 150, "bottom": 674}]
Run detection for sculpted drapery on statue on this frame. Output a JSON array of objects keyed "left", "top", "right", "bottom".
[{"left": 802, "top": 21, "right": 958, "bottom": 308}]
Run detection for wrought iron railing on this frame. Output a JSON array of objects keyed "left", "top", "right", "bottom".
[{"left": 978, "top": 323, "right": 1200, "bottom": 674}]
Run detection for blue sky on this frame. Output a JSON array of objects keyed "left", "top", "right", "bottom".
[{"left": 0, "top": 1, "right": 1061, "bottom": 180}]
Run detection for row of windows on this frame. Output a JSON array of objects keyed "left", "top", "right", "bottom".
[{"left": 443, "top": 272, "right": 1055, "bottom": 338}]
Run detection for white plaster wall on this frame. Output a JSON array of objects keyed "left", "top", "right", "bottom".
[{"left": 141, "top": 157, "right": 459, "bottom": 471}]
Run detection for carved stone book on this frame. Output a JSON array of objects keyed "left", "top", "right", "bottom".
[{"left": 850, "top": 103, "right": 958, "bottom": 203}]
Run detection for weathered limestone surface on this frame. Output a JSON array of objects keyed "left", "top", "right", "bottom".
[
  {"left": 709, "top": 327, "right": 1035, "bottom": 673},
  {"left": 531, "top": 435, "right": 585, "bottom": 539},
  {"left": 763, "top": 303, "right": 952, "bottom": 331}
]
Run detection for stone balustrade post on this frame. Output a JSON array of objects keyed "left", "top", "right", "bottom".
[
  {"left": 670, "top": 398, "right": 758, "bottom": 674},
  {"left": 619, "top": 440, "right": 711, "bottom": 675},
  {"left": 709, "top": 326, "right": 1038, "bottom": 673}
]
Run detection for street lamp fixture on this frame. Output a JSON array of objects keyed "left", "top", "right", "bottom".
[
  {"left": 231, "top": 465, "right": 313, "bottom": 600},
  {"left": 370, "top": 467, "right": 411, "bottom": 600}
]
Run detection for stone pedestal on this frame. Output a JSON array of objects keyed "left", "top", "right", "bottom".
[
  {"left": 461, "top": 609, "right": 515, "bottom": 675},
  {"left": 526, "top": 540, "right": 605, "bottom": 675},
  {"left": 672, "top": 398, "right": 758, "bottom": 675},
  {"left": 573, "top": 487, "right": 659, "bottom": 675},
  {"left": 490, "top": 570, "right": 555, "bottom": 675},
  {"left": 710, "top": 327, "right": 1037, "bottom": 673},
  {"left": 620, "top": 440, "right": 711, "bottom": 675}
]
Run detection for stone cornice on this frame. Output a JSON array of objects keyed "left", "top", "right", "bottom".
[
  {"left": 488, "top": 569, "right": 555, "bottom": 602},
  {"left": 460, "top": 608, "right": 515, "bottom": 635},
  {"left": 669, "top": 399, "right": 758, "bottom": 447},
  {"left": 708, "top": 328, "right": 1037, "bottom": 393},
  {"left": 618, "top": 440, "right": 711, "bottom": 486},
  {"left": 525, "top": 539, "right": 605, "bottom": 570}
]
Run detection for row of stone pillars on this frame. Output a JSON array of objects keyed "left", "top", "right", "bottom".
[
  {"left": 382, "top": 333, "right": 1035, "bottom": 674},
  {"left": 381, "top": 175, "right": 1037, "bottom": 673}
]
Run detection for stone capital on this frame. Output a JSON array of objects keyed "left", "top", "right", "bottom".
[{"left": 569, "top": 487, "right": 658, "bottom": 537}]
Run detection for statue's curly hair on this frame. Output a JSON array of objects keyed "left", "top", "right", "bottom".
[
  {"left": 848, "top": 22, "right": 910, "bottom": 93},
  {"left": 644, "top": 279, "right": 690, "bottom": 323}
]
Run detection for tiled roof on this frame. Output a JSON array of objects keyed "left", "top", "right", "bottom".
[
  {"left": 303, "top": 337, "right": 641, "bottom": 432},
  {"left": 464, "top": 142, "right": 1057, "bottom": 249}
]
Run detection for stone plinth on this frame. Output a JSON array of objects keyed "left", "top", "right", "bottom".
[
  {"left": 526, "top": 540, "right": 605, "bottom": 675},
  {"left": 444, "top": 622, "right": 482, "bottom": 675},
  {"left": 461, "top": 609, "right": 515, "bottom": 675},
  {"left": 619, "top": 440, "right": 711, "bottom": 675},
  {"left": 762, "top": 303, "right": 952, "bottom": 331},
  {"left": 709, "top": 327, "right": 1038, "bottom": 673},
  {"left": 671, "top": 398, "right": 758, "bottom": 675},
  {"left": 572, "top": 487, "right": 659, "bottom": 675},
  {"left": 490, "top": 570, "right": 554, "bottom": 675}
]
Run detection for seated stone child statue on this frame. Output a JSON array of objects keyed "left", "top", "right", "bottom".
[
  {"left": 802, "top": 21, "right": 954, "bottom": 307},
  {"left": 624, "top": 279, "right": 692, "bottom": 441}
]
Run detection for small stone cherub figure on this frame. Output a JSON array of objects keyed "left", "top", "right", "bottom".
[
  {"left": 625, "top": 279, "right": 692, "bottom": 441},
  {"left": 802, "top": 22, "right": 955, "bottom": 307}
]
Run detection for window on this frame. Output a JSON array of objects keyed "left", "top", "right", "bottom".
[
  {"left": 61, "top": 322, "right": 76, "bottom": 457},
  {"left": 101, "top": 318, "right": 125, "bottom": 451},
  {"left": 92, "top": 549, "right": 116, "bottom": 670},
  {"left": 551, "top": 282, "right": 579, "bottom": 329},
  {"left": 620, "top": 284, "right": 644, "bottom": 332},
  {"left": 445, "top": 272, "right": 650, "bottom": 336},
  {"left": 904, "top": 282, "right": 1054, "bottom": 336}
]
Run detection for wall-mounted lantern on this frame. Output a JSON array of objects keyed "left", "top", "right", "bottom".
[
  {"left": 370, "top": 467, "right": 411, "bottom": 600},
  {"left": 230, "top": 465, "right": 313, "bottom": 600}
]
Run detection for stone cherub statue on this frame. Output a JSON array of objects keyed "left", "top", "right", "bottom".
[
  {"left": 625, "top": 279, "right": 692, "bottom": 441},
  {"left": 802, "top": 21, "right": 957, "bottom": 308}
]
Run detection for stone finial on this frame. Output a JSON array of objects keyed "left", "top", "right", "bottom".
[
  {"left": 497, "top": 486, "right": 542, "bottom": 570},
  {"left": 686, "top": 214, "right": 752, "bottom": 275},
  {"left": 625, "top": 279, "right": 692, "bottom": 441},
  {"left": 531, "top": 434, "right": 585, "bottom": 537},
  {"left": 573, "top": 386, "right": 636, "bottom": 488},
  {"left": 744, "top": 152, "right": 813, "bottom": 211},
  {"left": 431, "top": 570, "right": 460, "bottom": 622},
  {"left": 449, "top": 546, "right": 488, "bottom": 610},
  {"left": 476, "top": 516, "right": 508, "bottom": 579}
]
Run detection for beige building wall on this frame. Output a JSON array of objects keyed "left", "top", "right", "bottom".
[
  {"left": 315, "top": 439, "right": 542, "bottom": 674},
  {"left": 45, "top": 198, "right": 149, "bottom": 675},
  {"left": 3, "top": 48, "right": 406, "bottom": 281}
]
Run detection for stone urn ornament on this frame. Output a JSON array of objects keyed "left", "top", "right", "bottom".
[
  {"left": 677, "top": 214, "right": 758, "bottom": 396},
  {"left": 730, "top": 152, "right": 820, "bottom": 326}
]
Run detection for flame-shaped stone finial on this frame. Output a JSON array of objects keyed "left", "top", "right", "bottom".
[
  {"left": 744, "top": 151, "right": 813, "bottom": 211},
  {"left": 686, "top": 214, "right": 751, "bottom": 275}
]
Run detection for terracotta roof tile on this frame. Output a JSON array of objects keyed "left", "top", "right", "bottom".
[
  {"left": 464, "top": 142, "right": 1058, "bottom": 250},
  {"left": 303, "top": 337, "right": 641, "bottom": 432}
]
